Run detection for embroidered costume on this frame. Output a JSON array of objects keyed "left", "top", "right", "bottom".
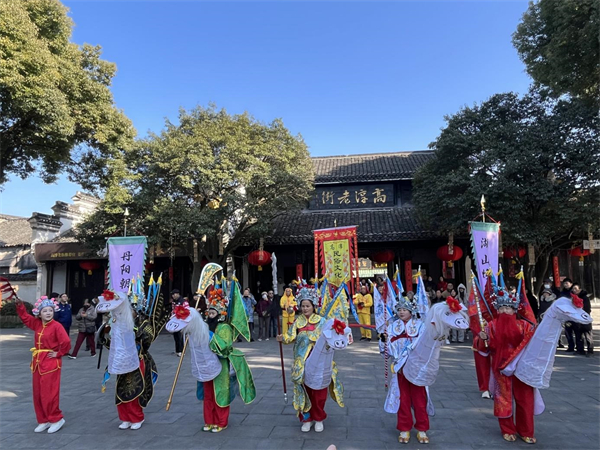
[
  {"left": 380, "top": 298, "right": 428, "bottom": 442},
  {"left": 97, "top": 290, "right": 165, "bottom": 430},
  {"left": 17, "top": 297, "right": 71, "bottom": 433},
  {"left": 166, "top": 266, "right": 256, "bottom": 433},
  {"left": 280, "top": 287, "right": 350, "bottom": 433}
]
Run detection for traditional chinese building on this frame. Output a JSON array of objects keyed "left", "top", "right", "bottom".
[{"left": 234, "top": 151, "right": 471, "bottom": 294}]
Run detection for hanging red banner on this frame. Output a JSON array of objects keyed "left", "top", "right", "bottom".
[
  {"left": 404, "top": 260, "right": 413, "bottom": 292},
  {"left": 552, "top": 256, "right": 560, "bottom": 288},
  {"left": 313, "top": 226, "right": 358, "bottom": 293},
  {"left": 296, "top": 264, "right": 303, "bottom": 280}
]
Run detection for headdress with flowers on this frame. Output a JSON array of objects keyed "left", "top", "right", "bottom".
[
  {"left": 446, "top": 296, "right": 462, "bottom": 313},
  {"left": 32, "top": 296, "right": 59, "bottom": 316},
  {"left": 490, "top": 289, "right": 518, "bottom": 310},
  {"left": 206, "top": 288, "right": 229, "bottom": 321}
]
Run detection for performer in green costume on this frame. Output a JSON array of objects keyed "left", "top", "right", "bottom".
[{"left": 166, "top": 268, "right": 256, "bottom": 433}]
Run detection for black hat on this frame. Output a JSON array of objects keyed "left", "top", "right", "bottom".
[
  {"left": 171, "top": 289, "right": 180, "bottom": 294},
  {"left": 562, "top": 278, "right": 573, "bottom": 284}
]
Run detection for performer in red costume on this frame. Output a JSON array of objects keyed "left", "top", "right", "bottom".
[
  {"left": 477, "top": 289, "right": 536, "bottom": 443},
  {"left": 16, "top": 296, "right": 71, "bottom": 434},
  {"left": 470, "top": 314, "right": 492, "bottom": 399}
]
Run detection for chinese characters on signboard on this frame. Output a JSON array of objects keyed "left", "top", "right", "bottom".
[
  {"left": 323, "top": 240, "right": 351, "bottom": 287},
  {"left": 107, "top": 237, "right": 147, "bottom": 294},
  {"left": 469, "top": 222, "right": 499, "bottom": 288},
  {"left": 310, "top": 184, "right": 394, "bottom": 210}
]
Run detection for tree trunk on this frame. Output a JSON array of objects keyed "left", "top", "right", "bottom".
[{"left": 533, "top": 251, "right": 551, "bottom": 295}]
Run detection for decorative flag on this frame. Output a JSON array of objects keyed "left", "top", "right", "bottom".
[
  {"left": 516, "top": 269, "right": 537, "bottom": 325},
  {"left": 107, "top": 236, "right": 147, "bottom": 294},
  {"left": 414, "top": 272, "right": 429, "bottom": 316},
  {"left": 394, "top": 266, "right": 404, "bottom": 296},
  {"left": 313, "top": 226, "right": 358, "bottom": 291},
  {"left": 229, "top": 280, "right": 251, "bottom": 342},
  {"left": 373, "top": 280, "right": 393, "bottom": 333},
  {"left": 470, "top": 222, "right": 500, "bottom": 293}
]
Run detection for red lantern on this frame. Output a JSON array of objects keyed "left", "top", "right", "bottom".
[
  {"left": 79, "top": 260, "right": 100, "bottom": 275},
  {"left": 248, "top": 250, "right": 272, "bottom": 271},
  {"left": 371, "top": 250, "right": 395, "bottom": 264},
  {"left": 503, "top": 247, "right": 526, "bottom": 259},
  {"left": 568, "top": 247, "right": 590, "bottom": 262},
  {"left": 436, "top": 245, "right": 463, "bottom": 262}
]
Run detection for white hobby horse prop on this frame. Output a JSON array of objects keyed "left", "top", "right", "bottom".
[
  {"left": 304, "top": 318, "right": 352, "bottom": 390},
  {"left": 385, "top": 301, "right": 469, "bottom": 414},
  {"left": 165, "top": 307, "right": 222, "bottom": 384},
  {"left": 502, "top": 297, "right": 593, "bottom": 389}
]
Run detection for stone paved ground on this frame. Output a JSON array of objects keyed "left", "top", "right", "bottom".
[{"left": 1, "top": 312, "right": 599, "bottom": 450}]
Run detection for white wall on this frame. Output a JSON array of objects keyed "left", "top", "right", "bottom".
[
  {"left": 52, "top": 262, "right": 67, "bottom": 295},
  {"left": 12, "top": 280, "right": 36, "bottom": 303}
]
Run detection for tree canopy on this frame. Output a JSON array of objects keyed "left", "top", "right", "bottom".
[
  {"left": 413, "top": 89, "right": 600, "bottom": 288},
  {"left": 513, "top": 0, "right": 600, "bottom": 104},
  {"left": 0, "top": 0, "right": 135, "bottom": 185},
  {"left": 76, "top": 106, "right": 314, "bottom": 289}
]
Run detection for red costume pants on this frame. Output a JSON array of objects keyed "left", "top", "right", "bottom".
[
  {"left": 117, "top": 359, "right": 145, "bottom": 423},
  {"left": 70, "top": 332, "right": 96, "bottom": 357},
  {"left": 473, "top": 351, "right": 490, "bottom": 392},
  {"left": 397, "top": 371, "right": 429, "bottom": 432},
  {"left": 32, "top": 368, "right": 63, "bottom": 424},
  {"left": 203, "top": 379, "right": 230, "bottom": 427},
  {"left": 117, "top": 398, "right": 144, "bottom": 423},
  {"left": 497, "top": 377, "right": 534, "bottom": 438},
  {"left": 302, "top": 385, "right": 328, "bottom": 422}
]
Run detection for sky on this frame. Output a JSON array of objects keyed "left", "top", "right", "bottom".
[{"left": 1, "top": 0, "right": 533, "bottom": 218}]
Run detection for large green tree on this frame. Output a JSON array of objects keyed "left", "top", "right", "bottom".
[
  {"left": 77, "top": 105, "right": 314, "bottom": 291},
  {"left": 513, "top": 0, "right": 600, "bottom": 104},
  {"left": 0, "top": 0, "right": 134, "bottom": 185},
  {"left": 413, "top": 89, "right": 600, "bottom": 293}
]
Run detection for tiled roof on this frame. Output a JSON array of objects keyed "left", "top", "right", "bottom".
[
  {"left": 0, "top": 217, "right": 32, "bottom": 247},
  {"left": 266, "top": 207, "right": 439, "bottom": 245},
  {"left": 312, "top": 151, "right": 435, "bottom": 184},
  {"left": 51, "top": 229, "right": 79, "bottom": 243}
]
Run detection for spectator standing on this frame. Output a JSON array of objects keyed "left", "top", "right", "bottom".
[
  {"left": 442, "top": 283, "right": 454, "bottom": 299},
  {"left": 280, "top": 286, "right": 297, "bottom": 335},
  {"left": 68, "top": 300, "right": 97, "bottom": 358},
  {"left": 54, "top": 293, "right": 72, "bottom": 336},
  {"left": 242, "top": 288, "right": 257, "bottom": 342},
  {"left": 559, "top": 278, "right": 577, "bottom": 351},
  {"left": 354, "top": 285, "right": 373, "bottom": 341},
  {"left": 425, "top": 276, "right": 437, "bottom": 292},
  {"left": 537, "top": 288, "right": 557, "bottom": 320},
  {"left": 256, "top": 292, "right": 271, "bottom": 341},
  {"left": 572, "top": 283, "right": 594, "bottom": 356},
  {"left": 268, "top": 290, "right": 280, "bottom": 338},
  {"left": 437, "top": 277, "right": 448, "bottom": 292},
  {"left": 538, "top": 278, "right": 561, "bottom": 299},
  {"left": 170, "top": 289, "right": 184, "bottom": 356}
]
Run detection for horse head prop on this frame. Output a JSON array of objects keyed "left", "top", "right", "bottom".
[
  {"left": 508, "top": 295, "right": 593, "bottom": 389},
  {"left": 321, "top": 318, "right": 352, "bottom": 350}
]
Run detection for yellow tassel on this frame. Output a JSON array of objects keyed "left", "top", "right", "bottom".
[{"left": 101, "top": 386, "right": 106, "bottom": 393}]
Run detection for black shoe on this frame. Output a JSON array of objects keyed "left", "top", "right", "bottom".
[
  {"left": 558, "top": 343, "right": 565, "bottom": 348},
  {"left": 359, "top": 337, "right": 366, "bottom": 341},
  {"left": 566, "top": 348, "right": 574, "bottom": 352},
  {"left": 366, "top": 338, "right": 371, "bottom": 342},
  {"left": 577, "top": 351, "right": 586, "bottom": 355}
]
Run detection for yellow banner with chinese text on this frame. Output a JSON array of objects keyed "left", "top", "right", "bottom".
[{"left": 323, "top": 240, "right": 351, "bottom": 287}]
